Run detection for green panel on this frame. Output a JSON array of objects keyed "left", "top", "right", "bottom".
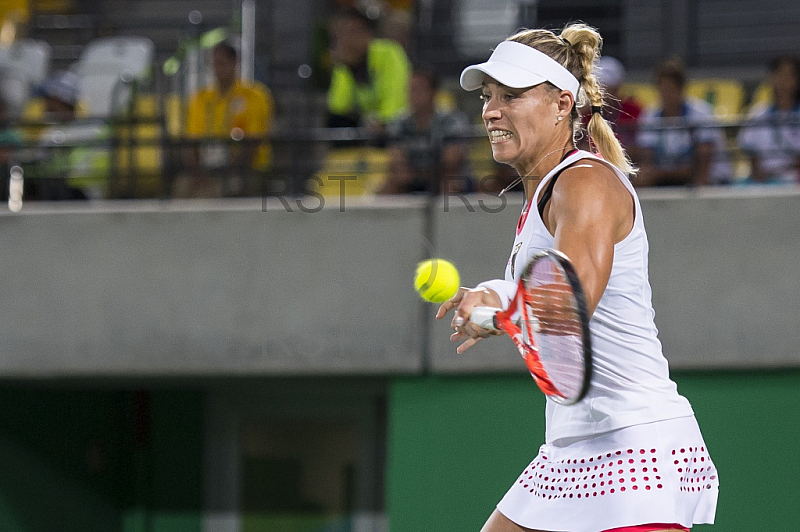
[
  {"left": 122, "top": 511, "right": 202, "bottom": 532},
  {"left": 387, "top": 375, "right": 545, "bottom": 531},
  {"left": 0, "top": 387, "right": 204, "bottom": 532},
  {"left": 149, "top": 390, "right": 204, "bottom": 515},
  {"left": 673, "top": 370, "right": 800, "bottom": 531},
  {"left": 242, "top": 514, "right": 337, "bottom": 532},
  {"left": 150, "top": 513, "right": 203, "bottom": 531},
  {"left": 118, "top": 390, "right": 205, "bottom": 532},
  {"left": 0, "top": 388, "right": 128, "bottom": 531},
  {"left": 388, "top": 371, "right": 800, "bottom": 531}
]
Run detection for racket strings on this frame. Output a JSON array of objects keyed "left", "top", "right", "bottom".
[{"left": 521, "top": 259, "right": 588, "bottom": 400}]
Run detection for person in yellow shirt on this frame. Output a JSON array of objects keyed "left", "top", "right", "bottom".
[{"left": 175, "top": 39, "right": 274, "bottom": 197}]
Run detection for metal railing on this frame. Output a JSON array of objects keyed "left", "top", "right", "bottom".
[{"left": 2, "top": 111, "right": 799, "bottom": 207}]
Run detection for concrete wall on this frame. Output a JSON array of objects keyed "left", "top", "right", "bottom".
[
  {"left": 0, "top": 198, "right": 425, "bottom": 377},
  {"left": 0, "top": 187, "right": 798, "bottom": 377}
]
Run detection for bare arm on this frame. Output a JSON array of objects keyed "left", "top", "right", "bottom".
[
  {"left": 439, "top": 161, "right": 634, "bottom": 354},
  {"left": 748, "top": 154, "right": 766, "bottom": 182},
  {"left": 544, "top": 162, "right": 634, "bottom": 316},
  {"left": 691, "top": 141, "right": 713, "bottom": 186}
]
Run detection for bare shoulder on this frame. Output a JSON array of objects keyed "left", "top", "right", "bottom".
[
  {"left": 557, "top": 158, "right": 629, "bottom": 193},
  {"left": 553, "top": 158, "right": 632, "bottom": 205},
  {"left": 549, "top": 159, "right": 635, "bottom": 241}
]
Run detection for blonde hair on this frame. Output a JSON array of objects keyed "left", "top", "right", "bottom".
[{"left": 506, "top": 23, "right": 636, "bottom": 176}]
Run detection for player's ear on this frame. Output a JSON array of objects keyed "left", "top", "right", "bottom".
[{"left": 557, "top": 90, "right": 575, "bottom": 118}]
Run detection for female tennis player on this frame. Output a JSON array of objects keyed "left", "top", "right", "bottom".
[{"left": 435, "top": 24, "right": 718, "bottom": 532}]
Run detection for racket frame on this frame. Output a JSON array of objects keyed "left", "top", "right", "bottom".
[{"left": 472, "top": 249, "right": 593, "bottom": 405}]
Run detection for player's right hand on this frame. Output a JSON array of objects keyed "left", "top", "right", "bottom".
[{"left": 436, "top": 287, "right": 503, "bottom": 354}]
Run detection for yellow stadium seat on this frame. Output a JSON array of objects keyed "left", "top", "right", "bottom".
[
  {"left": 312, "top": 146, "right": 389, "bottom": 197},
  {"left": 618, "top": 83, "right": 659, "bottom": 111},
  {"left": 686, "top": 79, "right": 746, "bottom": 119},
  {"left": 20, "top": 97, "right": 46, "bottom": 141},
  {"left": 112, "top": 93, "right": 165, "bottom": 197},
  {"left": 434, "top": 89, "right": 457, "bottom": 113},
  {"left": 130, "top": 93, "right": 159, "bottom": 118},
  {"left": 114, "top": 138, "right": 159, "bottom": 173},
  {"left": 163, "top": 93, "right": 184, "bottom": 138}
]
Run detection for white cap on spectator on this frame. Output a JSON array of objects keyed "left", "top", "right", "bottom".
[{"left": 596, "top": 56, "right": 625, "bottom": 89}]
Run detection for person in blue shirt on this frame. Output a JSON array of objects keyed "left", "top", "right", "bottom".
[
  {"left": 737, "top": 55, "right": 800, "bottom": 184},
  {"left": 636, "top": 58, "right": 731, "bottom": 186}
]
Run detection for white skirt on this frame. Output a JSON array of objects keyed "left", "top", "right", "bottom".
[{"left": 496, "top": 416, "right": 718, "bottom": 532}]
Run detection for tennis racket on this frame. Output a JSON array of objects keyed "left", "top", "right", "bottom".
[{"left": 470, "top": 249, "right": 593, "bottom": 405}]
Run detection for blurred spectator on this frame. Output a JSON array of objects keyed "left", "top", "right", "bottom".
[
  {"left": 477, "top": 161, "right": 524, "bottom": 195},
  {"left": 737, "top": 55, "right": 800, "bottom": 184},
  {"left": 580, "top": 56, "right": 642, "bottom": 152},
  {"left": 379, "top": 67, "right": 473, "bottom": 194},
  {"left": 636, "top": 58, "right": 731, "bottom": 186},
  {"left": 326, "top": 7, "right": 410, "bottom": 135},
  {"left": 174, "top": 39, "right": 274, "bottom": 198},
  {"left": 27, "top": 70, "right": 109, "bottom": 200},
  {"left": 380, "top": 7, "right": 412, "bottom": 52}
]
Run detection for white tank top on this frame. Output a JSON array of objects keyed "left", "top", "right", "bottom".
[{"left": 481, "top": 150, "right": 694, "bottom": 442}]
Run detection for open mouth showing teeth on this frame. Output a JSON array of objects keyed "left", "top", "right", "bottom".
[{"left": 490, "top": 130, "right": 513, "bottom": 142}]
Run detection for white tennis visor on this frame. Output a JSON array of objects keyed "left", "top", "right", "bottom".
[{"left": 460, "top": 40, "right": 580, "bottom": 99}]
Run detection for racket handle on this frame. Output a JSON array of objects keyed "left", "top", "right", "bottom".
[{"left": 469, "top": 306, "right": 502, "bottom": 331}]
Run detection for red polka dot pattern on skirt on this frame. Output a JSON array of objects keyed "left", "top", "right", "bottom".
[
  {"left": 671, "top": 446, "right": 717, "bottom": 493},
  {"left": 520, "top": 448, "right": 666, "bottom": 500}
]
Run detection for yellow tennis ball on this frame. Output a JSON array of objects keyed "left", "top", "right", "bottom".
[{"left": 414, "top": 259, "right": 460, "bottom": 303}]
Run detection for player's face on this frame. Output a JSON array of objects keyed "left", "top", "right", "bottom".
[{"left": 480, "top": 79, "right": 560, "bottom": 172}]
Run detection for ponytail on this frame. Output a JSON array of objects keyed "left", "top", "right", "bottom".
[
  {"left": 508, "top": 24, "right": 636, "bottom": 176},
  {"left": 560, "top": 23, "right": 637, "bottom": 176}
]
